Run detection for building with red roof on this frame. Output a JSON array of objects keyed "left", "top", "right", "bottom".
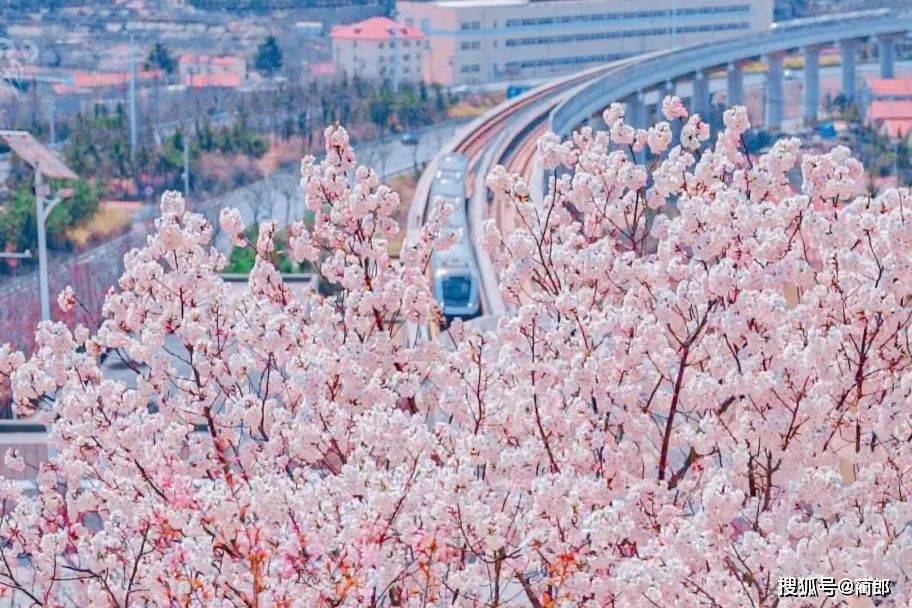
[
  {"left": 21, "top": 66, "right": 163, "bottom": 95},
  {"left": 880, "top": 119, "right": 912, "bottom": 140},
  {"left": 71, "top": 70, "right": 164, "bottom": 89},
  {"left": 331, "top": 16, "right": 426, "bottom": 82},
  {"left": 308, "top": 61, "right": 336, "bottom": 80},
  {"left": 178, "top": 54, "right": 247, "bottom": 89},
  {"left": 865, "top": 77, "right": 912, "bottom": 100},
  {"left": 862, "top": 77, "right": 912, "bottom": 140}
]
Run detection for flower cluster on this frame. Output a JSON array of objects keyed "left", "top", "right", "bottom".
[{"left": 0, "top": 102, "right": 910, "bottom": 608}]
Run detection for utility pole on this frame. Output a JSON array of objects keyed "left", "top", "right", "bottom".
[
  {"left": 35, "top": 168, "right": 52, "bottom": 321},
  {"left": 129, "top": 35, "right": 138, "bottom": 163},
  {"left": 391, "top": 9, "right": 400, "bottom": 93},
  {"left": 34, "top": 167, "right": 69, "bottom": 322},
  {"left": 48, "top": 94, "right": 56, "bottom": 146},
  {"left": 182, "top": 131, "right": 190, "bottom": 202}
]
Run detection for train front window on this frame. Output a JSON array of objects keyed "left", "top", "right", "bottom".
[{"left": 442, "top": 276, "right": 471, "bottom": 306}]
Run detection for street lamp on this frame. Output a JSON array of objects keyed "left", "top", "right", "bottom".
[
  {"left": 0, "top": 131, "right": 77, "bottom": 322},
  {"left": 402, "top": 131, "right": 420, "bottom": 176},
  {"left": 34, "top": 168, "right": 74, "bottom": 321},
  {"left": 182, "top": 130, "right": 190, "bottom": 202}
]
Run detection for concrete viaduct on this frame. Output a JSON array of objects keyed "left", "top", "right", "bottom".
[{"left": 550, "top": 10, "right": 912, "bottom": 136}]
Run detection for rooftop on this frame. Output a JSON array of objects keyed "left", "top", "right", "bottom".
[
  {"left": 185, "top": 72, "right": 244, "bottom": 88},
  {"left": 435, "top": 0, "right": 527, "bottom": 7},
  {"left": 179, "top": 54, "right": 246, "bottom": 68},
  {"left": 880, "top": 118, "right": 912, "bottom": 139},
  {"left": 331, "top": 17, "right": 424, "bottom": 42},
  {"left": 309, "top": 61, "right": 335, "bottom": 77},
  {"left": 72, "top": 69, "right": 163, "bottom": 88},
  {"left": 867, "top": 76, "right": 912, "bottom": 98},
  {"left": 868, "top": 100, "right": 912, "bottom": 121}
]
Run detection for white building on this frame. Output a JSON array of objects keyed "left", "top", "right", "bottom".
[
  {"left": 397, "top": 0, "right": 774, "bottom": 85},
  {"left": 331, "top": 16, "right": 427, "bottom": 83}
]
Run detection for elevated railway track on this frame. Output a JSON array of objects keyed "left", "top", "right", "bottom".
[{"left": 410, "top": 9, "right": 912, "bottom": 328}]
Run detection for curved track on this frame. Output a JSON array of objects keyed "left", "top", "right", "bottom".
[
  {"left": 410, "top": 9, "right": 912, "bottom": 327},
  {"left": 406, "top": 55, "right": 656, "bottom": 321}
]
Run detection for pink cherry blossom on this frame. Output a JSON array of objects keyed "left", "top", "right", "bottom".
[
  {"left": 56, "top": 285, "right": 76, "bottom": 312},
  {"left": 661, "top": 94, "right": 689, "bottom": 121},
  {"left": 3, "top": 448, "right": 24, "bottom": 473},
  {"left": 219, "top": 206, "right": 247, "bottom": 246},
  {"left": 646, "top": 121, "right": 673, "bottom": 155},
  {"left": 602, "top": 101, "right": 627, "bottom": 125},
  {"left": 0, "top": 101, "right": 909, "bottom": 608}
]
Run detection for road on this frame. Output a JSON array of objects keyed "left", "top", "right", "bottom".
[{"left": 207, "top": 120, "right": 463, "bottom": 251}]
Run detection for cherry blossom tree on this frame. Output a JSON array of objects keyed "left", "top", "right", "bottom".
[{"left": 0, "top": 99, "right": 911, "bottom": 607}]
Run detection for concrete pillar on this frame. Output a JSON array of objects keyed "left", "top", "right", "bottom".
[
  {"left": 660, "top": 80, "right": 676, "bottom": 112},
  {"left": 878, "top": 36, "right": 896, "bottom": 79},
  {"left": 726, "top": 62, "right": 744, "bottom": 107},
  {"left": 662, "top": 80, "right": 676, "bottom": 98},
  {"left": 693, "top": 70, "right": 710, "bottom": 118},
  {"left": 803, "top": 46, "right": 820, "bottom": 127},
  {"left": 765, "top": 52, "right": 785, "bottom": 132},
  {"left": 657, "top": 80, "right": 676, "bottom": 124},
  {"left": 627, "top": 90, "right": 646, "bottom": 128},
  {"left": 587, "top": 111, "right": 602, "bottom": 131},
  {"left": 840, "top": 39, "right": 858, "bottom": 101},
  {"left": 624, "top": 91, "right": 648, "bottom": 162}
]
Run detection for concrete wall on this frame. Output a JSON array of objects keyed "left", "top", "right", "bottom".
[
  {"left": 0, "top": 231, "right": 146, "bottom": 353},
  {"left": 333, "top": 37, "right": 426, "bottom": 81}
]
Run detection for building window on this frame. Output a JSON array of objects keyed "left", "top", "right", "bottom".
[
  {"left": 504, "top": 52, "right": 629, "bottom": 71},
  {"left": 403, "top": 40, "right": 411, "bottom": 48},
  {"left": 503, "top": 22, "right": 749, "bottom": 47},
  {"left": 460, "top": 64, "right": 481, "bottom": 73},
  {"left": 503, "top": 4, "right": 750, "bottom": 27},
  {"left": 460, "top": 20, "right": 480, "bottom": 30},
  {"left": 379, "top": 42, "right": 384, "bottom": 49}
]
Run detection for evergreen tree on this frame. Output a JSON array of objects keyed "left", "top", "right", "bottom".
[
  {"left": 145, "top": 42, "right": 176, "bottom": 75},
  {"left": 255, "top": 35, "right": 283, "bottom": 77},
  {"left": 369, "top": 94, "right": 392, "bottom": 137}
]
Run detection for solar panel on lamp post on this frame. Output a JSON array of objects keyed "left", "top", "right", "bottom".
[{"left": 0, "top": 131, "right": 78, "bottom": 323}]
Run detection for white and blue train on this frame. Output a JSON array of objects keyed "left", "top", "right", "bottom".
[{"left": 430, "top": 153, "right": 482, "bottom": 321}]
